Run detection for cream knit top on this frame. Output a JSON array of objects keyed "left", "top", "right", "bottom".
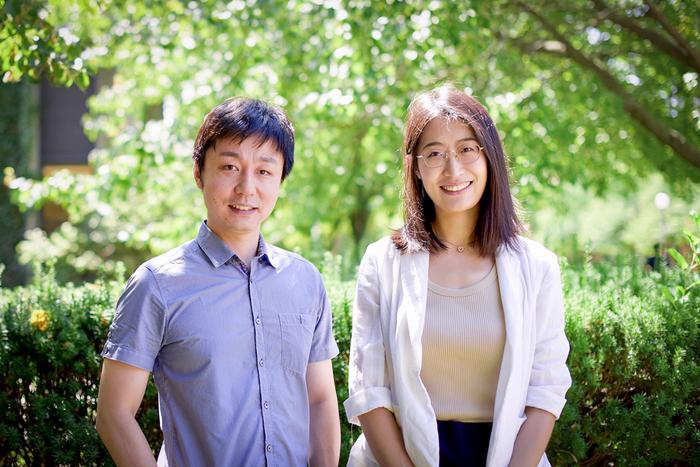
[{"left": 420, "top": 264, "right": 505, "bottom": 422}]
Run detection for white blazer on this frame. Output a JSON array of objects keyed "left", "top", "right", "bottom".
[{"left": 344, "top": 236, "right": 572, "bottom": 467}]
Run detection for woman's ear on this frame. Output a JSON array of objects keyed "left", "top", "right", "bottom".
[{"left": 405, "top": 153, "right": 421, "bottom": 179}]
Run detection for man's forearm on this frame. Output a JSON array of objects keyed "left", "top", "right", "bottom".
[
  {"left": 508, "top": 407, "right": 556, "bottom": 467},
  {"left": 308, "top": 397, "right": 341, "bottom": 467},
  {"left": 96, "top": 410, "right": 156, "bottom": 467}
]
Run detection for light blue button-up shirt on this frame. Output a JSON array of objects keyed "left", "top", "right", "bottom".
[{"left": 102, "top": 222, "right": 339, "bottom": 466}]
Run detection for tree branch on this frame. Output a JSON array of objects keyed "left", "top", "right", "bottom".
[
  {"left": 644, "top": 1, "right": 700, "bottom": 72},
  {"left": 516, "top": 1, "right": 700, "bottom": 169},
  {"left": 591, "top": 0, "right": 698, "bottom": 72}
]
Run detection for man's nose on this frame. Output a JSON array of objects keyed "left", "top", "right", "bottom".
[{"left": 234, "top": 170, "right": 255, "bottom": 195}]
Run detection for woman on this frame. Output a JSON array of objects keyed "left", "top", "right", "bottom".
[{"left": 344, "top": 85, "right": 571, "bottom": 467}]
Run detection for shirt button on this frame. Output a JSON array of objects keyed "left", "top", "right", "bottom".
[
  {"left": 264, "top": 401, "right": 269, "bottom": 409},
  {"left": 255, "top": 317, "right": 261, "bottom": 325},
  {"left": 259, "top": 359, "right": 264, "bottom": 367},
  {"left": 266, "top": 444, "right": 272, "bottom": 453}
]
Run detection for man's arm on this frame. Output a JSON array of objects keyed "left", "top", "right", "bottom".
[
  {"left": 508, "top": 407, "right": 556, "bottom": 467},
  {"left": 96, "top": 358, "right": 156, "bottom": 467},
  {"left": 306, "top": 359, "right": 340, "bottom": 467}
]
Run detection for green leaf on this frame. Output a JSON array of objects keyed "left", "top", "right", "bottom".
[{"left": 667, "top": 248, "right": 689, "bottom": 270}]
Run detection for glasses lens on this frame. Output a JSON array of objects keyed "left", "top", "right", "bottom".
[
  {"left": 420, "top": 151, "right": 444, "bottom": 168},
  {"left": 458, "top": 142, "right": 481, "bottom": 163}
]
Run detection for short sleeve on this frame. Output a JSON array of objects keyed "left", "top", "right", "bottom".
[
  {"left": 308, "top": 274, "right": 339, "bottom": 363},
  {"left": 101, "top": 265, "right": 167, "bottom": 372}
]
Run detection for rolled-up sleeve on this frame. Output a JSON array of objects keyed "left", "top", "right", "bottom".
[
  {"left": 526, "top": 255, "right": 572, "bottom": 419},
  {"left": 101, "top": 265, "right": 166, "bottom": 372},
  {"left": 344, "top": 244, "right": 393, "bottom": 425}
]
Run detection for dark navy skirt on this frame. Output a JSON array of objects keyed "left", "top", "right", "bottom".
[{"left": 437, "top": 420, "right": 492, "bottom": 467}]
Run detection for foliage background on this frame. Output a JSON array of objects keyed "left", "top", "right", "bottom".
[
  {"left": 3, "top": 0, "right": 699, "bottom": 283},
  {"left": 1, "top": 0, "right": 700, "bottom": 465},
  {"left": 1, "top": 240, "right": 699, "bottom": 465}
]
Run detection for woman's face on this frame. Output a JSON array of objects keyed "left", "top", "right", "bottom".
[{"left": 415, "top": 116, "right": 488, "bottom": 220}]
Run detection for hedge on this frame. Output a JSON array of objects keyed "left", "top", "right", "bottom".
[{"left": 0, "top": 249, "right": 698, "bottom": 465}]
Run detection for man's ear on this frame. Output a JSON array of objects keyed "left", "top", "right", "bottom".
[{"left": 193, "top": 163, "right": 203, "bottom": 189}]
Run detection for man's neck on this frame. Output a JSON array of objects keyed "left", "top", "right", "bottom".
[{"left": 208, "top": 224, "right": 260, "bottom": 268}]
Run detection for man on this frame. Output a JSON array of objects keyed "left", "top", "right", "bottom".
[{"left": 96, "top": 97, "right": 340, "bottom": 466}]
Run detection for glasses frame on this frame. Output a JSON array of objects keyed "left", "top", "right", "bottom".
[{"left": 414, "top": 144, "right": 484, "bottom": 168}]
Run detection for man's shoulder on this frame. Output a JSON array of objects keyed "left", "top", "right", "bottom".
[
  {"left": 138, "top": 239, "right": 200, "bottom": 278},
  {"left": 267, "top": 244, "right": 321, "bottom": 276}
]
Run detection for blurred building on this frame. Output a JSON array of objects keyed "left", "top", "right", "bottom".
[
  {"left": 38, "top": 78, "right": 97, "bottom": 231},
  {"left": 0, "top": 77, "right": 104, "bottom": 285}
]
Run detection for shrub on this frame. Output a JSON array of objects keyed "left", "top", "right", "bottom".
[
  {"left": 549, "top": 256, "right": 700, "bottom": 465},
  {"left": 0, "top": 263, "right": 159, "bottom": 466},
  {"left": 0, "top": 244, "right": 698, "bottom": 465}
]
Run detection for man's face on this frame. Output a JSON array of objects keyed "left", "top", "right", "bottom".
[{"left": 194, "top": 136, "right": 284, "bottom": 243}]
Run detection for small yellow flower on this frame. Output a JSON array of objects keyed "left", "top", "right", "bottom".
[
  {"left": 30, "top": 309, "right": 50, "bottom": 332},
  {"left": 3, "top": 167, "right": 15, "bottom": 186},
  {"left": 100, "top": 314, "right": 111, "bottom": 328}
]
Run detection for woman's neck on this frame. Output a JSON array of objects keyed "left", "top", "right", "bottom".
[{"left": 432, "top": 207, "right": 479, "bottom": 247}]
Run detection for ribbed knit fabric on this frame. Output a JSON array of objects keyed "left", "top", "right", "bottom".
[{"left": 420, "top": 264, "right": 505, "bottom": 422}]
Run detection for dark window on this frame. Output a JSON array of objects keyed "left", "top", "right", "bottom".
[{"left": 40, "top": 78, "right": 97, "bottom": 166}]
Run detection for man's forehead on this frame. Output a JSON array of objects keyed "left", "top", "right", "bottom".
[{"left": 211, "top": 136, "right": 283, "bottom": 158}]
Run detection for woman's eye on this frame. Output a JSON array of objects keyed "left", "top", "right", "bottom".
[
  {"left": 426, "top": 151, "right": 443, "bottom": 159},
  {"left": 260, "top": 169, "right": 271, "bottom": 175},
  {"left": 462, "top": 146, "right": 475, "bottom": 153}
]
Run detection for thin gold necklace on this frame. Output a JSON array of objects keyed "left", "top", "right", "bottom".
[{"left": 434, "top": 231, "right": 470, "bottom": 253}]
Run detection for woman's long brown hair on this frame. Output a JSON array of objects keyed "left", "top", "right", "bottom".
[{"left": 392, "top": 85, "right": 522, "bottom": 257}]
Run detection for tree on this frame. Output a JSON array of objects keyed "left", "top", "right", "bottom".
[
  {"left": 0, "top": 0, "right": 104, "bottom": 87},
  {"left": 484, "top": 0, "right": 699, "bottom": 191},
  {"left": 5, "top": 0, "right": 699, "bottom": 281}
]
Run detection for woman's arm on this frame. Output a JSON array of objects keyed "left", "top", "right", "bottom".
[
  {"left": 507, "top": 407, "right": 556, "bottom": 467},
  {"left": 358, "top": 408, "right": 414, "bottom": 467},
  {"left": 513, "top": 250, "right": 572, "bottom": 465},
  {"left": 345, "top": 244, "right": 394, "bottom": 422}
]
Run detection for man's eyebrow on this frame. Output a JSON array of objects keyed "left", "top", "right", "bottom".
[
  {"left": 259, "top": 155, "right": 279, "bottom": 163},
  {"left": 217, "top": 151, "right": 279, "bottom": 164}
]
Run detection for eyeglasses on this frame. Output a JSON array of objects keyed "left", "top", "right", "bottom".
[{"left": 415, "top": 141, "right": 484, "bottom": 168}]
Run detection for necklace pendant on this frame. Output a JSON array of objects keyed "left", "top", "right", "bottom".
[{"left": 457, "top": 246, "right": 464, "bottom": 253}]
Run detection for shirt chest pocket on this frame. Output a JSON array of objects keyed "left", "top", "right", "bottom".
[{"left": 278, "top": 313, "right": 315, "bottom": 376}]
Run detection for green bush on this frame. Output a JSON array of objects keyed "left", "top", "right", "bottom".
[
  {"left": 0, "top": 264, "right": 159, "bottom": 466},
  {"left": 1, "top": 246, "right": 698, "bottom": 465},
  {"left": 549, "top": 220, "right": 700, "bottom": 465}
]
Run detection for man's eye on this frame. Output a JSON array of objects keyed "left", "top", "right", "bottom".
[
  {"left": 260, "top": 169, "right": 271, "bottom": 175},
  {"left": 222, "top": 164, "right": 236, "bottom": 171}
]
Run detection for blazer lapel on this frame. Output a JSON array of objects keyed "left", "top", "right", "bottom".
[
  {"left": 398, "top": 250, "right": 429, "bottom": 346},
  {"left": 487, "top": 245, "right": 526, "bottom": 465}
]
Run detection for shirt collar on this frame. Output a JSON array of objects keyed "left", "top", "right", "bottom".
[{"left": 196, "top": 221, "right": 279, "bottom": 269}]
